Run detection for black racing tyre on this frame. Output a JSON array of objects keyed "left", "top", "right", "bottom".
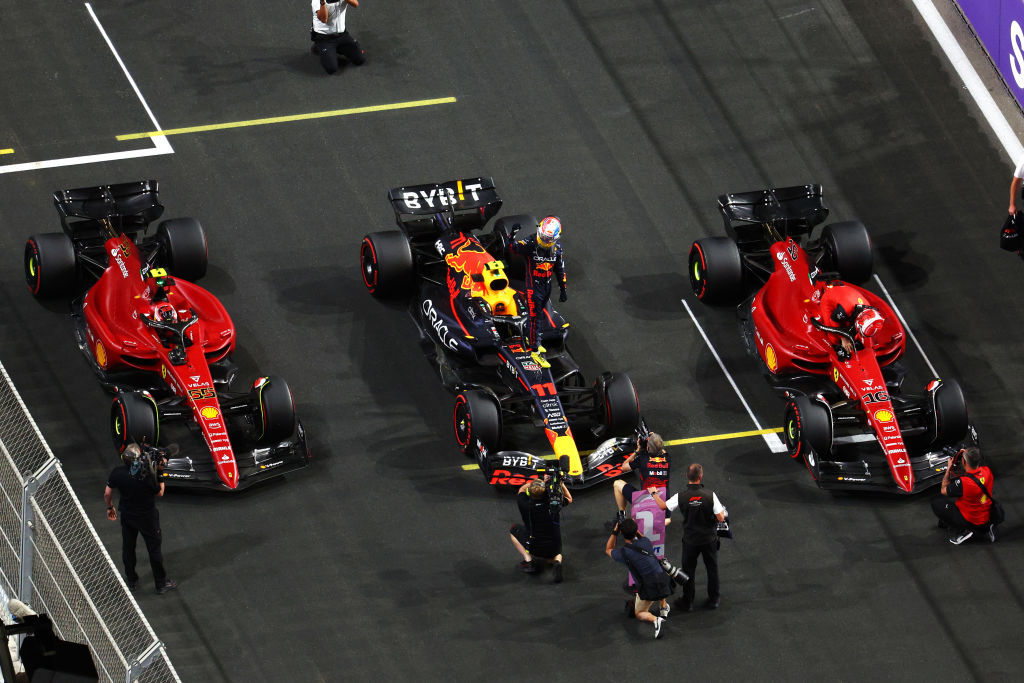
[
  {"left": 453, "top": 390, "right": 501, "bottom": 470},
  {"left": 251, "top": 376, "right": 297, "bottom": 444},
  {"left": 360, "top": 231, "right": 413, "bottom": 299},
  {"left": 931, "top": 379, "right": 969, "bottom": 447},
  {"left": 688, "top": 237, "right": 743, "bottom": 305},
  {"left": 821, "top": 220, "right": 872, "bottom": 284},
  {"left": 783, "top": 396, "right": 832, "bottom": 461},
  {"left": 157, "top": 218, "right": 208, "bottom": 281},
  {"left": 25, "top": 233, "right": 76, "bottom": 298},
  {"left": 111, "top": 392, "right": 159, "bottom": 453},
  {"left": 598, "top": 372, "right": 640, "bottom": 437}
]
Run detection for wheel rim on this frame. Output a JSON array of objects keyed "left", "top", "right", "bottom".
[
  {"left": 453, "top": 396, "right": 471, "bottom": 449},
  {"left": 689, "top": 247, "right": 708, "bottom": 299},
  {"left": 25, "top": 242, "right": 41, "bottom": 293},
  {"left": 785, "top": 409, "right": 802, "bottom": 458},
  {"left": 360, "top": 240, "right": 378, "bottom": 291}
]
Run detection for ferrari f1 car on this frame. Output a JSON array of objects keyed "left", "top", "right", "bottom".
[
  {"left": 24, "top": 180, "right": 310, "bottom": 490},
  {"left": 360, "top": 177, "right": 640, "bottom": 488},
  {"left": 687, "top": 184, "right": 974, "bottom": 493}
]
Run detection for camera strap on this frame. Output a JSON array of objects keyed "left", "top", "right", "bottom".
[{"left": 962, "top": 473, "right": 998, "bottom": 504}]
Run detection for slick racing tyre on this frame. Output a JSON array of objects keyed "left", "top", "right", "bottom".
[
  {"left": 360, "top": 231, "right": 412, "bottom": 300},
  {"left": 25, "top": 233, "right": 76, "bottom": 298},
  {"left": 111, "top": 392, "right": 159, "bottom": 453},
  {"left": 688, "top": 237, "right": 743, "bottom": 305},
  {"left": 930, "top": 379, "right": 969, "bottom": 447},
  {"left": 783, "top": 396, "right": 832, "bottom": 461},
  {"left": 251, "top": 376, "right": 297, "bottom": 444},
  {"left": 596, "top": 372, "right": 640, "bottom": 437},
  {"left": 157, "top": 218, "right": 208, "bottom": 281},
  {"left": 453, "top": 390, "right": 501, "bottom": 469},
  {"left": 821, "top": 221, "right": 872, "bottom": 284}
]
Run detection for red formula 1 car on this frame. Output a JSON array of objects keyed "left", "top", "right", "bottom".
[
  {"left": 24, "top": 181, "right": 310, "bottom": 490},
  {"left": 688, "top": 184, "right": 973, "bottom": 493}
]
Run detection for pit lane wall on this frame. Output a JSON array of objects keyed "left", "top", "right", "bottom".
[
  {"left": 956, "top": 1, "right": 1024, "bottom": 110},
  {"left": 0, "top": 360, "right": 179, "bottom": 682}
]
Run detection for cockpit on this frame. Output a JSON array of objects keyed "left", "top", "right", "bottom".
[{"left": 463, "top": 260, "right": 530, "bottom": 343}]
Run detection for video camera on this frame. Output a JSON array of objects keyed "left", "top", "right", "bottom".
[{"left": 123, "top": 441, "right": 176, "bottom": 482}]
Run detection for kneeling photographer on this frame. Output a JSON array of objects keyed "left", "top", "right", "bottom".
[
  {"left": 932, "top": 446, "right": 999, "bottom": 545},
  {"left": 605, "top": 519, "right": 680, "bottom": 640},
  {"left": 103, "top": 442, "right": 178, "bottom": 594}
]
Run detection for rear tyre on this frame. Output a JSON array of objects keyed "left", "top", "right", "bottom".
[
  {"left": 783, "top": 397, "right": 832, "bottom": 461},
  {"left": 597, "top": 373, "right": 640, "bottom": 437},
  {"left": 453, "top": 390, "right": 501, "bottom": 473},
  {"left": 111, "top": 392, "right": 159, "bottom": 453},
  {"left": 821, "top": 221, "right": 872, "bottom": 284},
  {"left": 157, "top": 218, "right": 208, "bottom": 281},
  {"left": 251, "top": 376, "right": 297, "bottom": 444},
  {"left": 360, "top": 231, "right": 413, "bottom": 299},
  {"left": 688, "top": 237, "right": 743, "bottom": 305},
  {"left": 25, "top": 233, "right": 76, "bottom": 298},
  {"left": 931, "top": 379, "right": 968, "bottom": 447}
]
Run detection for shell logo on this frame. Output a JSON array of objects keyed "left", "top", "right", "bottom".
[
  {"left": 765, "top": 344, "right": 778, "bottom": 373},
  {"left": 874, "top": 409, "right": 894, "bottom": 423},
  {"left": 200, "top": 406, "right": 220, "bottom": 420},
  {"left": 95, "top": 341, "right": 107, "bottom": 368}
]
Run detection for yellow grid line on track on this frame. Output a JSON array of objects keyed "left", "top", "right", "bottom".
[
  {"left": 0, "top": 149, "right": 13, "bottom": 155},
  {"left": 460, "top": 427, "right": 784, "bottom": 470},
  {"left": 115, "top": 96, "right": 458, "bottom": 140}
]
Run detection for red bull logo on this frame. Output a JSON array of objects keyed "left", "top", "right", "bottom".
[{"left": 445, "top": 239, "right": 494, "bottom": 292}]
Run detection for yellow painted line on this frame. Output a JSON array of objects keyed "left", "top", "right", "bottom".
[
  {"left": 116, "top": 96, "right": 457, "bottom": 141},
  {"left": 0, "top": 149, "right": 13, "bottom": 155},
  {"left": 460, "top": 427, "right": 784, "bottom": 471}
]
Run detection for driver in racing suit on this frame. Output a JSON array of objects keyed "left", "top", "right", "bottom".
[
  {"left": 508, "top": 217, "right": 567, "bottom": 355},
  {"left": 813, "top": 281, "right": 884, "bottom": 360}
]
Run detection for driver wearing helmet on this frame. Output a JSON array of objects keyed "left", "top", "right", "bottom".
[
  {"left": 154, "top": 302, "right": 178, "bottom": 324},
  {"left": 813, "top": 281, "right": 884, "bottom": 361},
  {"left": 508, "top": 216, "right": 567, "bottom": 356}
]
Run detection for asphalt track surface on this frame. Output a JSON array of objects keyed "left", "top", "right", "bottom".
[{"left": 1, "top": 1, "right": 1023, "bottom": 681}]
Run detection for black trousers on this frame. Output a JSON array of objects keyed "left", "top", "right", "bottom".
[
  {"left": 311, "top": 30, "right": 365, "bottom": 74},
  {"left": 524, "top": 282, "right": 552, "bottom": 350},
  {"left": 680, "top": 539, "right": 719, "bottom": 605},
  {"left": 931, "top": 495, "right": 988, "bottom": 532},
  {"left": 121, "top": 510, "right": 166, "bottom": 589}
]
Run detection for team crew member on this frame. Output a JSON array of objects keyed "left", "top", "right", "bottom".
[
  {"left": 508, "top": 217, "right": 567, "bottom": 354},
  {"left": 311, "top": 0, "right": 365, "bottom": 75},
  {"left": 1009, "top": 156, "right": 1024, "bottom": 214},
  {"left": 651, "top": 463, "right": 725, "bottom": 611},
  {"left": 609, "top": 432, "right": 671, "bottom": 527},
  {"left": 932, "top": 447, "right": 996, "bottom": 544},
  {"left": 104, "top": 444, "right": 177, "bottom": 594},
  {"left": 606, "top": 519, "right": 670, "bottom": 639},
  {"left": 510, "top": 478, "right": 572, "bottom": 582}
]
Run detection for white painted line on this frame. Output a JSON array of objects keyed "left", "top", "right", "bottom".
[
  {"left": 872, "top": 274, "right": 939, "bottom": 378},
  {"left": 681, "top": 298, "right": 788, "bottom": 453},
  {"left": 911, "top": 0, "right": 1024, "bottom": 162},
  {"left": 0, "top": 3, "right": 172, "bottom": 175}
]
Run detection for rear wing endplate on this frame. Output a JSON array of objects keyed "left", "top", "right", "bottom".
[{"left": 387, "top": 177, "right": 502, "bottom": 235}]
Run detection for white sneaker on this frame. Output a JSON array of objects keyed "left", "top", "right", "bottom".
[
  {"left": 949, "top": 530, "right": 973, "bottom": 545},
  {"left": 987, "top": 525, "right": 997, "bottom": 543},
  {"left": 659, "top": 603, "right": 671, "bottom": 618},
  {"left": 653, "top": 617, "right": 664, "bottom": 639}
]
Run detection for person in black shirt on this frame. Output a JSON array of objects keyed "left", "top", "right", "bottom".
[
  {"left": 509, "top": 477, "right": 572, "bottom": 582},
  {"left": 609, "top": 432, "right": 671, "bottom": 527},
  {"left": 651, "top": 463, "right": 725, "bottom": 611},
  {"left": 104, "top": 443, "right": 177, "bottom": 595},
  {"left": 605, "top": 518, "right": 670, "bottom": 639}
]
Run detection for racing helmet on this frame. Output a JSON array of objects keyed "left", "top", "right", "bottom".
[
  {"left": 537, "top": 216, "right": 562, "bottom": 248},
  {"left": 154, "top": 302, "right": 178, "bottom": 323},
  {"left": 854, "top": 307, "right": 884, "bottom": 338}
]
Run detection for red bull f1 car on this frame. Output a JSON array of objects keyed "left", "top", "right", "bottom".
[
  {"left": 360, "top": 177, "right": 640, "bottom": 488},
  {"left": 24, "top": 180, "right": 310, "bottom": 490},
  {"left": 687, "top": 184, "right": 974, "bottom": 493}
]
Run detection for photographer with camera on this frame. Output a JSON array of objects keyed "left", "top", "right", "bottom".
[
  {"left": 103, "top": 443, "right": 177, "bottom": 594},
  {"left": 608, "top": 431, "right": 671, "bottom": 529},
  {"left": 605, "top": 519, "right": 673, "bottom": 639},
  {"left": 932, "top": 447, "right": 997, "bottom": 545},
  {"left": 510, "top": 477, "right": 572, "bottom": 583},
  {"left": 650, "top": 463, "right": 725, "bottom": 611},
  {"left": 311, "top": 0, "right": 365, "bottom": 75}
]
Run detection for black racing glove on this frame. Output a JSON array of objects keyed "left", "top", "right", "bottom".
[{"left": 559, "top": 289, "right": 567, "bottom": 302}]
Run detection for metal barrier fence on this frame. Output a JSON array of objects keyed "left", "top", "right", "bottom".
[{"left": 0, "top": 360, "right": 179, "bottom": 682}]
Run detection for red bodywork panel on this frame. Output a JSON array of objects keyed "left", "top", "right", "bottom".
[
  {"left": 81, "top": 236, "right": 241, "bottom": 488},
  {"left": 749, "top": 239, "right": 913, "bottom": 491}
]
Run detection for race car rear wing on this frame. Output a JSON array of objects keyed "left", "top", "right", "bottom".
[
  {"left": 718, "top": 184, "right": 828, "bottom": 246},
  {"left": 53, "top": 180, "right": 165, "bottom": 238},
  {"left": 388, "top": 177, "right": 502, "bottom": 237}
]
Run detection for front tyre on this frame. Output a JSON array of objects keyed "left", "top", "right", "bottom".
[
  {"left": 596, "top": 372, "right": 640, "bottom": 437},
  {"left": 453, "top": 390, "right": 501, "bottom": 474},
  {"left": 111, "top": 392, "right": 159, "bottom": 453},
  {"left": 783, "top": 396, "right": 832, "bottom": 461},
  {"left": 251, "top": 376, "right": 297, "bottom": 444},
  {"left": 688, "top": 237, "right": 743, "bottom": 305},
  {"left": 930, "top": 379, "right": 968, "bottom": 447},
  {"left": 25, "top": 233, "right": 76, "bottom": 298}
]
